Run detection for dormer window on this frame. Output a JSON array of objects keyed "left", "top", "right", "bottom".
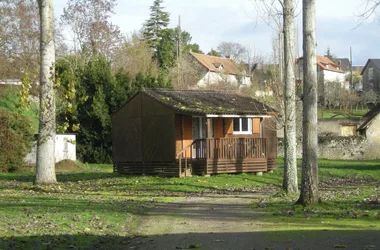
[{"left": 213, "top": 63, "right": 224, "bottom": 70}]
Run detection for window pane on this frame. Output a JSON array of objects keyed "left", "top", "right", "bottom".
[
  {"left": 192, "top": 117, "right": 200, "bottom": 139},
  {"left": 233, "top": 118, "right": 240, "bottom": 132},
  {"left": 241, "top": 118, "right": 249, "bottom": 131}
]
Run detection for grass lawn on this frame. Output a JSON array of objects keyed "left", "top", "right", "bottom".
[
  {"left": 0, "top": 159, "right": 379, "bottom": 249},
  {"left": 318, "top": 108, "right": 369, "bottom": 119},
  {"left": 253, "top": 158, "right": 379, "bottom": 232}
]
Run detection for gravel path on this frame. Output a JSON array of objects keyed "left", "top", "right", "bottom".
[{"left": 126, "top": 194, "right": 379, "bottom": 250}]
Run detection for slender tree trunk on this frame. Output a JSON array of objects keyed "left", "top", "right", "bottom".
[
  {"left": 35, "top": 0, "right": 57, "bottom": 184},
  {"left": 282, "top": 0, "right": 298, "bottom": 193},
  {"left": 297, "top": 0, "right": 319, "bottom": 206}
]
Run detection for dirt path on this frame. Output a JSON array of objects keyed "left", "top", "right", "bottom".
[{"left": 126, "top": 193, "right": 379, "bottom": 250}]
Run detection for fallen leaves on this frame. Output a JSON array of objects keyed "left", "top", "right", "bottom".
[{"left": 334, "top": 244, "right": 347, "bottom": 248}]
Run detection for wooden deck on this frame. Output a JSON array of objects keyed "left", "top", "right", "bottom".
[
  {"left": 179, "top": 138, "right": 273, "bottom": 176},
  {"left": 115, "top": 137, "right": 276, "bottom": 177}
]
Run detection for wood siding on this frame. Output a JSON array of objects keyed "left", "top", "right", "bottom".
[
  {"left": 142, "top": 115, "right": 175, "bottom": 161},
  {"left": 182, "top": 115, "right": 193, "bottom": 150},
  {"left": 113, "top": 92, "right": 177, "bottom": 174},
  {"left": 115, "top": 161, "right": 179, "bottom": 177},
  {"left": 192, "top": 159, "right": 267, "bottom": 175},
  {"left": 112, "top": 93, "right": 142, "bottom": 162},
  {"left": 213, "top": 118, "right": 224, "bottom": 138},
  {"left": 175, "top": 114, "right": 193, "bottom": 157},
  {"left": 175, "top": 115, "right": 183, "bottom": 155},
  {"left": 262, "top": 114, "right": 277, "bottom": 170},
  {"left": 253, "top": 118, "right": 260, "bottom": 137}
]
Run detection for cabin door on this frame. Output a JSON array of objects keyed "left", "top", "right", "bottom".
[{"left": 192, "top": 117, "right": 206, "bottom": 158}]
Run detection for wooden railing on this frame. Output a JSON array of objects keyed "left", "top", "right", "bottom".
[
  {"left": 176, "top": 140, "right": 196, "bottom": 177},
  {"left": 177, "top": 138, "right": 268, "bottom": 176},
  {"left": 197, "top": 138, "right": 267, "bottom": 160}
]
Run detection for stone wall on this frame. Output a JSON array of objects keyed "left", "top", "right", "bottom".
[
  {"left": 277, "top": 118, "right": 362, "bottom": 138},
  {"left": 278, "top": 135, "right": 379, "bottom": 160}
]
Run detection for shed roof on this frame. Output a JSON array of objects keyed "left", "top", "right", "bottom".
[
  {"left": 143, "top": 89, "right": 273, "bottom": 116},
  {"left": 357, "top": 104, "right": 380, "bottom": 131},
  {"left": 360, "top": 59, "right": 380, "bottom": 75}
]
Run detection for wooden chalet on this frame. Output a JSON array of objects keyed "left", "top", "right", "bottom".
[{"left": 112, "top": 89, "right": 277, "bottom": 177}]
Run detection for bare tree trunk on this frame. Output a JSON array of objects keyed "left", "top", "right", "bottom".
[
  {"left": 35, "top": 0, "right": 57, "bottom": 184},
  {"left": 297, "top": 0, "right": 319, "bottom": 206},
  {"left": 282, "top": 0, "right": 298, "bottom": 193}
]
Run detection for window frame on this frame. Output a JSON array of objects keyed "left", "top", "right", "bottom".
[{"left": 232, "top": 118, "right": 252, "bottom": 135}]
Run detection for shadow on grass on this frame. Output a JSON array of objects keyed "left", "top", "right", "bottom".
[
  {"left": 1, "top": 194, "right": 377, "bottom": 222},
  {"left": 1, "top": 230, "right": 379, "bottom": 250},
  {"left": 0, "top": 172, "right": 121, "bottom": 183},
  {"left": 318, "top": 159, "right": 380, "bottom": 171}
]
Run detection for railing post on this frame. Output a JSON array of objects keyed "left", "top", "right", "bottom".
[
  {"left": 179, "top": 155, "right": 182, "bottom": 178},
  {"left": 185, "top": 151, "right": 188, "bottom": 177}
]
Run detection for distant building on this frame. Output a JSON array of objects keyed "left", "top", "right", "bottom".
[
  {"left": 295, "top": 55, "right": 346, "bottom": 102},
  {"left": 336, "top": 58, "right": 351, "bottom": 72},
  {"left": 190, "top": 52, "right": 251, "bottom": 87},
  {"left": 361, "top": 59, "right": 380, "bottom": 94}
]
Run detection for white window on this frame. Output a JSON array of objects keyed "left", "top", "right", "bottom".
[{"left": 233, "top": 118, "right": 252, "bottom": 134}]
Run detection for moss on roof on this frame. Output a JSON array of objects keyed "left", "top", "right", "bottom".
[{"left": 144, "top": 89, "right": 273, "bottom": 115}]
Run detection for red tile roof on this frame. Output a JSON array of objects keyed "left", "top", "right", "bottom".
[
  {"left": 190, "top": 52, "right": 242, "bottom": 75},
  {"left": 296, "top": 56, "right": 345, "bottom": 73}
]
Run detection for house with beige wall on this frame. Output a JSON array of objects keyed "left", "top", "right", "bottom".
[
  {"left": 190, "top": 52, "right": 251, "bottom": 87},
  {"left": 295, "top": 55, "right": 346, "bottom": 104}
]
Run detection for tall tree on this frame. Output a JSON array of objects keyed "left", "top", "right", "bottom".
[
  {"left": 297, "top": 0, "right": 319, "bottom": 206},
  {"left": 36, "top": 0, "right": 57, "bottom": 184},
  {"left": 60, "top": 0, "right": 122, "bottom": 57},
  {"left": 216, "top": 42, "right": 248, "bottom": 62},
  {"left": 253, "top": 0, "right": 298, "bottom": 193},
  {"left": 0, "top": 0, "right": 40, "bottom": 79},
  {"left": 142, "top": 0, "right": 170, "bottom": 55},
  {"left": 282, "top": 0, "right": 298, "bottom": 193},
  {"left": 112, "top": 32, "right": 160, "bottom": 77}
]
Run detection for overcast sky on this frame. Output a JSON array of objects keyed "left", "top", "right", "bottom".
[{"left": 55, "top": 0, "right": 379, "bottom": 65}]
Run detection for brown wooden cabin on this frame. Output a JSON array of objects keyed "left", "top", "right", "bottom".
[{"left": 112, "top": 89, "right": 277, "bottom": 177}]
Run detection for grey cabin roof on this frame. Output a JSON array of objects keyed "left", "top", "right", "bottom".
[
  {"left": 357, "top": 104, "right": 380, "bottom": 131},
  {"left": 143, "top": 89, "right": 274, "bottom": 116},
  {"left": 361, "top": 59, "right": 380, "bottom": 75}
]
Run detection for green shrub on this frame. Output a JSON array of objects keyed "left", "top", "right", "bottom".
[{"left": 0, "top": 110, "right": 34, "bottom": 172}]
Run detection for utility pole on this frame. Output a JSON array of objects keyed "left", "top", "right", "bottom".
[
  {"left": 350, "top": 46, "right": 353, "bottom": 90},
  {"left": 177, "top": 15, "right": 181, "bottom": 88}
]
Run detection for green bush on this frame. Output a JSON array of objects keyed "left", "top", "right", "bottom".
[{"left": 0, "top": 110, "right": 34, "bottom": 172}]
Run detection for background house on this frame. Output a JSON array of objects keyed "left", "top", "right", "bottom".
[
  {"left": 296, "top": 55, "right": 346, "bottom": 103},
  {"left": 190, "top": 52, "right": 251, "bottom": 87},
  {"left": 361, "top": 59, "right": 380, "bottom": 94},
  {"left": 336, "top": 58, "right": 351, "bottom": 72}
]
